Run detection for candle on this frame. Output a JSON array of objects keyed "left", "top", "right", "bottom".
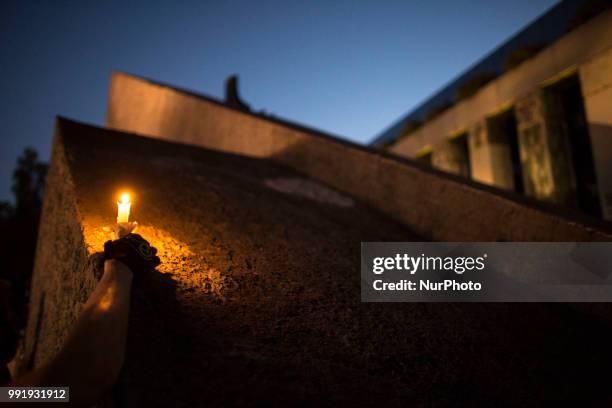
[{"left": 117, "top": 193, "right": 131, "bottom": 224}]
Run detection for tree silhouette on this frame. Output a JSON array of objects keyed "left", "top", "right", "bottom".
[
  {"left": 0, "top": 148, "right": 48, "bottom": 330},
  {"left": 12, "top": 148, "right": 47, "bottom": 217}
]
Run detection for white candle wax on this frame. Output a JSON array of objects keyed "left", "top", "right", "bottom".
[{"left": 117, "top": 193, "right": 131, "bottom": 224}]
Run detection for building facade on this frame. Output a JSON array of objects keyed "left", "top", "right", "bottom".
[{"left": 372, "top": 0, "right": 612, "bottom": 219}]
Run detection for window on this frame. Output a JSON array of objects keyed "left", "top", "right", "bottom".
[
  {"left": 545, "top": 75, "right": 601, "bottom": 217},
  {"left": 487, "top": 109, "right": 524, "bottom": 193},
  {"left": 448, "top": 132, "right": 470, "bottom": 178}
]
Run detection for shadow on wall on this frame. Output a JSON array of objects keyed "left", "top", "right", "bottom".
[
  {"left": 269, "top": 132, "right": 612, "bottom": 242},
  {"left": 115, "top": 261, "right": 187, "bottom": 406}
]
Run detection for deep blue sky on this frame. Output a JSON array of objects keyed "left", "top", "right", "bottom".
[{"left": 1, "top": 0, "right": 558, "bottom": 201}]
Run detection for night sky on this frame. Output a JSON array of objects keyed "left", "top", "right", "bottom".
[{"left": 0, "top": 0, "right": 557, "bottom": 201}]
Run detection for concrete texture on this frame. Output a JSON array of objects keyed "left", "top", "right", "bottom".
[
  {"left": 19, "top": 118, "right": 612, "bottom": 406},
  {"left": 106, "top": 72, "right": 612, "bottom": 242},
  {"left": 19, "top": 132, "right": 99, "bottom": 372}
]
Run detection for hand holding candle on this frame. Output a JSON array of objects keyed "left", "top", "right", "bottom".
[{"left": 116, "top": 192, "right": 137, "bottom": 239}]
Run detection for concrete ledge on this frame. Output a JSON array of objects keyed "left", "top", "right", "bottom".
[{"left": 107, "top": 72, "right": 612, "bottom": 241}]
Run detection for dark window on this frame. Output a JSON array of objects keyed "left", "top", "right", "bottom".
[
  {"left": 546, "top": 75, "right": 601, "bottom": 217},
  {"left": 449, "top": 132, "right": 470, "bottom": 178},
  {"left": 488, "top": 109, "right": 524, "bottom": 193}
]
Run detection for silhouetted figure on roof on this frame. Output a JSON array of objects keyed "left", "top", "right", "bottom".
[{"left": 225, "top": 75, "right": 251, "bottom": 112}]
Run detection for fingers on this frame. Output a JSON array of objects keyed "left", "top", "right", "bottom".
[
  {"left": 114, "top": 221, "right": 138, "bottom": 239},
  {"left": 103, "top": 240, "right": 113, "bottom": 254},
  {"left": 150, "top": 246, "right": 160, "bottom": 268},
  {"left": 128, "top": 233, "right": 144, "bottom": 241},
  {"left": 104, "top": 232, "right": 162, "bottom": 274},
  {"left": 114, "top": 224, "right": 123, "bottom": 239}
]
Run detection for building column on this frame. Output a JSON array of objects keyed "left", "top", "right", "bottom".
[
  {"left": 580, "top": 48, "right": 612, "bottom": 220},
  {"left": 468, "top": 119, "right": 496, "bottom": 186},
  {"left": 515, "top": 90, "right": 575, "bottom": 205}
]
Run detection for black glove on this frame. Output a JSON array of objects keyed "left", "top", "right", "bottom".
[{"left": 104, "top": 233, "right": 161, "bottom": 275}]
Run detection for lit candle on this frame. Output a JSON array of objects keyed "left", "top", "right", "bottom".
[{"left": 117, "top": 193, "right": 131, "bottom": 224}]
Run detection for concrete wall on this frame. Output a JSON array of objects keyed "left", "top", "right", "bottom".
[
  {"left": 389, "top": 10, "right": 612, "bottom": 214},
  {"left": 20, "top": 118, "right": 423, "bottom": 406},
  {"left": 17, "top": 131, "right": 100, "bottom": 374},
  {"left": 107, "top": 73, "right": 612, "bottom": 241},
  {"left": 19, "top": 118, "right": 612, "bottom": 406}
]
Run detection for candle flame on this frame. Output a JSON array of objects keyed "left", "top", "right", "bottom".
[{"left": 119, "top": 193, "right": 130, "bottom": 204}]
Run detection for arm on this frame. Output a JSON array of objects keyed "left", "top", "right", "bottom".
[
  {"left": 13, "top": 260, "right": 133, "bottom": 406},
  {"left": 12, "top": 222, "right": 159, "bottom": 406}
]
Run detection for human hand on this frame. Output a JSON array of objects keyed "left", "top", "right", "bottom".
[
  {"left": 103, "top": 233, "right": 161, "bottom": 276},
  {"left": 114, "top": 221, "right": 138, "bottom": 239}
]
